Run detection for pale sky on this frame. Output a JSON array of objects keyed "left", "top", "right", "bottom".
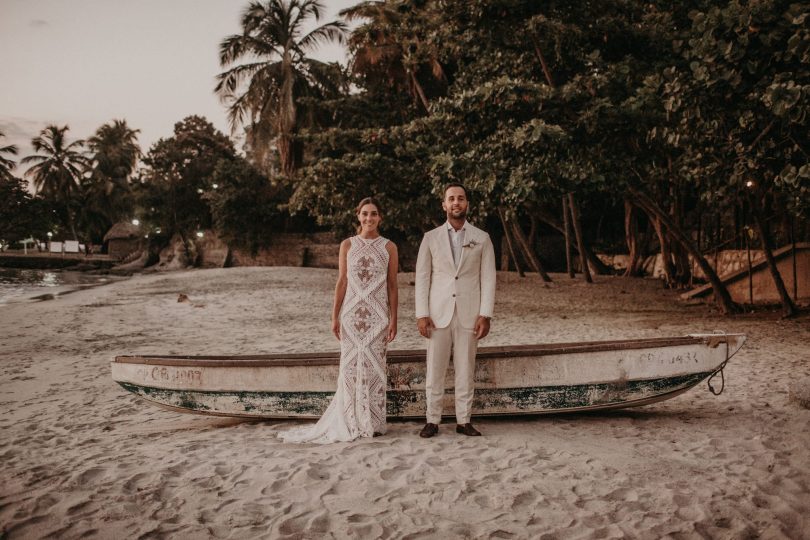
[{"left": 0, "top": 0, "right": 356, "bottom": 181}]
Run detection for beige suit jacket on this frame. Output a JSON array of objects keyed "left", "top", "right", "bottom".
[{"left": 415, "top": 222, "right": 496, "bottom": 329}]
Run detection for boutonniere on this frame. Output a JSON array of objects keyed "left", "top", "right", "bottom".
[{"left": 462, "top": 240, "right": 478, "bottom": 248}]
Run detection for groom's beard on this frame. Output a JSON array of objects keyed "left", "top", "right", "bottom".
[{"left": 449, "top": 209, "right": 467, "bottom": 220}]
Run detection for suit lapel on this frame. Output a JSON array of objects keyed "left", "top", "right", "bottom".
[
  {"left": 436, "top": 225, "right": 455, "bottom": 271},
  {"left": 455, "top": 224, "right": 478, "bottom": 275}
]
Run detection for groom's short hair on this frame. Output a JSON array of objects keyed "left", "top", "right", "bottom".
[{"left": 443, "top": 183, "right": 468, "bottom": 199}]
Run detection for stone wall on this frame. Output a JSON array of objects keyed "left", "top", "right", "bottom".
[
  {"left": 597, "top": 249, "right": 768, "bottom": 280},
  {"left": 229, "top": 232, "right": 340, "bottom": 269},
  {"left": 194, "top": 232, "right": 230, "bottom": 268}
]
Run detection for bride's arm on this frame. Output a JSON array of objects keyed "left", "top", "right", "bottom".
[
  {"left": 331, "top": 239, "right": 350, "bottom": 340},
  {"left": 386, "top": 242, "right": 399, "bottom": 343}
]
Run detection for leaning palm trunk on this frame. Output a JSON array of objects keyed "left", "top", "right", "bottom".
[
  {"left": 498, "top": 208, "right": 524, "bottom": 277},
  {"left": 510, "top": 218, "right": 552, "bottom": 281},
  {"left": 750, "top": 198, "right": 798, "bottom": 317},
  {"left": 629, "top": 187, "right": 740, "bottom": 315}
]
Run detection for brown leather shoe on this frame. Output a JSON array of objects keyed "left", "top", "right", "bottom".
[
  {"left": 456, "top": 423, "right": 482, "bottom": 436},
  {"left": 419, "top": 423, "right": 439, "bottom": 438}
]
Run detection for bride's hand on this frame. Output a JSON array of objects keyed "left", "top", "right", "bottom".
[
  {"left": 386, "top": 322, "right": 397, "bottom": 343},
  {"left": 332, "top": 318, "right": 340, "bottom": 341}
]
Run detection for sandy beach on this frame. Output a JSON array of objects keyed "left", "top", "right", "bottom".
[{"left": 1, "top": 267, "right": 809, "bottom": 539}]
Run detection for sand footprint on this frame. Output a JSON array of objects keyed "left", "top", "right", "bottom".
[
  {"left": 277, "top": 512, "right": 310, "bottom": 536},
  {"left": 379, "top": 464, "right": 409, "bottom": 481},
  {"left": 304, "top": 508, "right": 330, "bottom": 533},
  {"left": 511, "top": 491, "right": 537, "bottom": 510}
]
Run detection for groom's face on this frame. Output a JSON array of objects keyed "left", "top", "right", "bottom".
[{"left": 442, "top": 186, "right": 468, "bottom": 221}]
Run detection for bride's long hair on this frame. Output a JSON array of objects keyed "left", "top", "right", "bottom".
[{"left": 355, "top": 197, "right": 383, "bottom": 235}]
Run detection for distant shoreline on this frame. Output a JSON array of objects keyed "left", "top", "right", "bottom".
[
  {"left": 0, "top": 267, "right": 128, "bottom": 304},
  {"left": 0, "top": 251, "right": 118, "bottom": 271}
]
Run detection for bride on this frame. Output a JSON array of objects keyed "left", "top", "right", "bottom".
[{"left": 280, "top": 197, "right": 398, "bottom": 443}]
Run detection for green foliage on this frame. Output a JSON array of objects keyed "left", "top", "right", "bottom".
[
  {"left": 0, "top": 130, "right": 19, "bottom": 180},
  {"left": 137, "top": 116, "right": 237, "bottom": 238},
  {"left": 204, "top": 157, "right": 285, "bottom": 252},
  {"left": 215, "top": 0, "right": 348, "bottom": 176},
  {"left": 648, "top": 0, "right": 809, "bottom": 217},
  {"left": 0, "top": 176, "right": 56, "bottom": 243},
  {"left": 21, "top": 125, "right": 89, "bottom": 240},
  {"left": 80, "top": 119, "right": 142, "bottom": 243},
  {"left": 256, "top": 0, "right": 809, "bottom": 255},
  {"left": 298, "top": 0, "right": 677, "bottom": 233}
]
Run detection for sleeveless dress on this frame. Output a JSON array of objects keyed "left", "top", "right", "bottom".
[{"left": 280, "top": 235, "right": 390, "bottom": 444}]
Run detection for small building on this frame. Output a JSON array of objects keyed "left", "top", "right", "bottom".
[
  {"left": 104, "top": 221, "right": 141, "bottom": 260},
  {"left": 682, "top": 242, "right": 810, "bottom": 306}
]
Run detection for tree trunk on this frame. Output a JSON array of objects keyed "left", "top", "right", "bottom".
[
  {"left": 530, "top": 35, "right": 555, "bottom": 88},
  {"left": 563, "top": 197, "right": 574, "bottom": 278},
  {"left": 498, "top": 208, "right": 524, "bottom": 277},
  {"left": 277, "top": 134, "right": 296, "bottom": 177},
  {"left": 629, "top": 187, "right": 741, "bottom": 314},
  {"left": 535, "top": 208, "right": 612, "bottom": 275},
  {"left": 651, "top": 215, "right": 676, "bottom": 287},
  {"left": 511, "top": 219, "right": 552, "bottom": 282},
  {"left": 672, "top": 243, "right": 692, "bottom": 286},
  {"left": 64, "top": 199, "right": 79, "bottom": 241},
  {"left": 623, "top": 199, "right": 642, "bottom": 277},
  {"left": 668, "top": 179, "right": 692, "bottom": 286},
  {"left": 568, "top": 193, "right": 593, "bottom": 283},
  {"left": 410, "top": 70, "right": 431, "bottom": 115},
  {"left": 750, "top": 199, "right": 798, "bottom": 317}
]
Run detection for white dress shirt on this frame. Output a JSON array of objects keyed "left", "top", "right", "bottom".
[{"left": 446, "top": 221, "right": 468, "bottom": 267}]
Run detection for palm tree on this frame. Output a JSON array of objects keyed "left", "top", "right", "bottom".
[
  {"left": 22, "top": 125, "right": 89, "bottom": 240},
  {"left": 0, "top": 130, "right": 19, "bottom": 180},
  {"left": 85, "top": 119, "right": 141, "bottom": 224},
  {"left": 341, "top": 0, "right": 447, "bottom": 114},
  {"left": 215, "top": 0, "right": 347, "bottom": 176}
]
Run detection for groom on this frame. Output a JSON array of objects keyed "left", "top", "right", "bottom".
[{"left": 415, "top": 184, "right": 496, "bottom": 437}]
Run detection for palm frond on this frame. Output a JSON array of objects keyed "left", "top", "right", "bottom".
[
  {"left": 215, "top": 61, "right": 276, "bottom": 98},
  {"left": 339, "top": 1, "right": 388, "bottom": 22},
  {"left": 298, "top": 21, "right": 348, "bottom": 53}
]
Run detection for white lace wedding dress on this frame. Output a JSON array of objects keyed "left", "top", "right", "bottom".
[{"left": 280, "top": 235, "right": 390, "bottom": 444}]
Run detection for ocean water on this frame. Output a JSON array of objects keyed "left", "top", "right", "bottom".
[{"left": 0, "top": 268, "right": 114, "bottom": 303}]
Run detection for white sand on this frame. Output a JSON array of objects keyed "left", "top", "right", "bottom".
[{"left": 1, "top": 267, "right": 809, "bottom": 539}]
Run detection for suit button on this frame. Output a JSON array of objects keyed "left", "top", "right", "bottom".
[
  {"left": 452, "top": 294, "right": 456, "bottom": 297},
  {"left": 455, "top": 276, "right": 458, "bottom": 280}
]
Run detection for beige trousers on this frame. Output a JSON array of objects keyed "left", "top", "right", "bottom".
[{"left": 425, "top": 309, "right": 478, "bottom": 424}]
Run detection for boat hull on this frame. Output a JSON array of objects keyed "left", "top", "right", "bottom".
[{"left": 112, "top": 334, "right": 745, "bottom": 419}]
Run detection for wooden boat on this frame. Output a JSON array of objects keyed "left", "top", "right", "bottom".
[{"left": 111, "top": 333, "right": 745, "bottom": 419}]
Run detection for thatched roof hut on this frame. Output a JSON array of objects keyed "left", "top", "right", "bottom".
[
  {"left": 104, "top": 221, "right": 142, "bottom": 259},
  {"left": 103, "top": 221, "right": 140, "bottom": 243}
]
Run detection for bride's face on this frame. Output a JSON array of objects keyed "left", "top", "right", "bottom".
[{"left": 357, "top": 203, "right": 381, "bottom": 234}]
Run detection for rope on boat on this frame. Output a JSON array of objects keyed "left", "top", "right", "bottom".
[{"left": 707, "top": 331, "right": 730, "bottom": 396}]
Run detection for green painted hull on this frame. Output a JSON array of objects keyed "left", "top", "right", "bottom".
[{"left": 117, "top": 372, "right": 710, "bottom": 418}]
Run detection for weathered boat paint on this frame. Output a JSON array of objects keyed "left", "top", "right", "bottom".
[{"left": 111, "top": 334, "right": 745, "bottom": 419}]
